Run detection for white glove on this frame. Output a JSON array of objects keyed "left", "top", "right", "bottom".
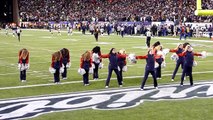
[
  {"left": 162, "top": 48, "right": 170, "bottom": 55},
  {"left": 78, "top": 68, "right": 86, "bottom": 75},
  {"left": 60, "top": 67, "right": 64, "bottom": 73},
  {"left": 66, "top": 62, "right": 71, "bottom": 68},
  {"left": 49, "top": 67, "right": 56, "bottom": 74},
  {"left": 122, "top": 65, "right": 128, "bottom": 72},
  {"left": 128, "top": 54, "right": 137, "bottom": 64},
  {"left": 89, "top": 67, "right": 94, "bottom": 74},
  {"left": 193, "top": 61, "right": 198, "bottom": 67},
  {"left": 170, "top": 53, "right": 179, "bottom": 61},
  {"left": 98, "top": 62, "right": 104, "bottom": 69}
]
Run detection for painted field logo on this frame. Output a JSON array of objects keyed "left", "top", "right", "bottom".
[{"left": 0, "top": 82, "right": 213, "bottom": 120}]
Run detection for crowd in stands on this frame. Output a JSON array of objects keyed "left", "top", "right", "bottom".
[{"left": 18, "top": 0, "right": 213, "bottom": 22}]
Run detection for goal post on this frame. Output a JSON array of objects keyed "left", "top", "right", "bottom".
[{"left": 195, "top": 0, "right": 213, "bottom": 16}]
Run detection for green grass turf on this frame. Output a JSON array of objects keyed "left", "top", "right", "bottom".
[{"left": 0, "top": 29, "right": 213, "bottom": 120}]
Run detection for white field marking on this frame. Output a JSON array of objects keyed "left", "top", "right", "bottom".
[
  {"left": 21, "top": 34, "right": 34, "bottom": 37},
  {"left": 62, "top": 39, "right": 79, "bottom": 41},
  {"left": 92, "top": 42, "right": 115, "bottom": 45},
  {"left": 0, "top": 70, "right": 213, "bottom": 90},
  {"left": 132, "top": 46, "right": 148, "bottom": 49}
]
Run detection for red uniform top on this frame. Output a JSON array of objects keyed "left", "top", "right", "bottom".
[{"left": 177, "top": 52, "right": 202, "bottom": 57}]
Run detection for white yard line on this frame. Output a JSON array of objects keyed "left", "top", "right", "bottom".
[{"left": 0, "top": 70, "right": 213, "bottom": 90}]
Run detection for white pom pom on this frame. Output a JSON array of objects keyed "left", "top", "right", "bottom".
[
  {"left": 89, "top": 68, "right": 93, "bottom": 74},
  {"left": 66, "top": 62, "right": 71, "bottom": 68},
  {"left": 200, "top": 51, "right": 207, "bottom": 58},
  {"left": 161, "top": 62, "right": 166, "bottom": 68},
  {"left": 78, "top": 68, "right": 86, "bottom": 75},
  {"left": 193, "top": 61, "right": 198, "bottom": 67},
  {"left": 99, "top": 62, "right": 104, "bottom": 69},
  {"left": 128, "top": 54, "right": 137, "bottom": 64},
  {"left": 122, "top": 65, "right": 128, "bottom": 72},
  {"left": 60, "top": 67, "right": 64, "bottom": 73},
  {"left": 162, "top": 48, "right": 170, "bottom": 55},
  {"left": 155, "top": 62, "right": 159, "bottom": 68},
  {"left": 25, "top": 64, "right": 30, "bottom": 70},
  {"left": 118, "top": 66, "right": 121, "bottom": 71},
  {"left": 18, "top": 63, "right": 21, "bottom": 69},
  {"left": 92, "top": 63, "right": 95, "bottom": 69},
  {"left": 170, "top": 53, "right": 179, "bottom": 61},
  {"left": 20, "top": 64, "right": 25, "bottom": 71},
  {"left": 49, "top": 67, "right": 56, "bottom": 74}
]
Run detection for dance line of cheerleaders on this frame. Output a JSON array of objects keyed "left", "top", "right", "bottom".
[{"left": 18, "top": 41, "right": 206, "bottom": 90}]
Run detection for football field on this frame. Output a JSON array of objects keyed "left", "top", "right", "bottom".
[{"left": 0, "top": 29, "right": 213, "bottom": 120}]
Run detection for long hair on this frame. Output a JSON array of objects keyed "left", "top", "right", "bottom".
[
  {"left": 82, "top": 51, "right": 91, "bottom": 61},
  {"left": 19, "top": 48, "right": 29, "bottom": 59},
  {"left": 109, "top": 48, "right": 115, "bottom": 55},
  {"left": 60, "top": 48, "right": 69, "bottom": 58},
  {"left": 92, "top": 46, "right": 101, "bottom": 54},
  {"left": 52, "top": 51, "right": 62, "bottom": 62},
  {"left": 183, "top": 42, "right": 190, "bottom": 48}
]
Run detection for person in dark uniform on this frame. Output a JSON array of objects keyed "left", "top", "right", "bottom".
[
  {"left": 51, "top": 51, "right": 63, "bottom": 84},
  {"left": 18, "top": 48, "right": 29, "bottom": 82},
  {"left": 118, "top": 49, "right": 127, "bottom": 84},
  {"left": 101, "top": 48, "right": 126, "bottom": 88},
  {"left": 178, "top": 45, "right": 202, "bottom": 86},
  {"left": 169, "top": 43, "right": 184, "bottom": 81},
  {"left": 60, "top": 48, "right": 71, "bottom": 80},
  {"left": 16, "top": 27, "right": 22, "bottom": 42},
  {"left": 80, "top": 51, "right": 92, "bottom": 86},
  {"left": 145, "top": 29, "right": 152, "bottom": 48},
  {"left": 136, "top": 49, "right": 158, "bottom": 90},
  {"left": 94, "top": 26, "right": 99, "bottom": 42},
  {"left": 92, "top": 46, "right": 102, "bottom": 80}
]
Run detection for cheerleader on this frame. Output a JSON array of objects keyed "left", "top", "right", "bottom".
[
  {"left": 178, "top": 45, "right": 203, "bottom": 86},
  {"left": 18, "top": 48, "right": 29, "bottom": 82},
  {"left": 118, "top": 49, "right": 127, "bottom": 83},
  {"left": 60, "top": 48, "right": 71, "bottom": 80},
  {"left": 169, "top": 43, "right": 184, "bottom": 81},
  {"left": 136, "top": 49, "right": 158, "bottom": 90},
  {"left": 50, "top": 51, "right": 63, "bottom": 84},
  {"left": 92, "top": 46, "right": 102, "bottom": 80},
  {"left": 101, "top": 48, "right": 126, "bottom": 88},
  {"left": 80, "top": 51, "right": 93, "bottom": 86},
  {"left": 155, "top": 45, "right": 165, "bottom": 80}
]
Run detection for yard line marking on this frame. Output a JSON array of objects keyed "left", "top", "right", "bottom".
[{"left": 0, "top": 70, "right": 213, "bottom": 90}]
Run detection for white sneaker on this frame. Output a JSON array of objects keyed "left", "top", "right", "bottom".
[
  {"left": 105, "top": 86, "right": 109, "bottom": 88},
  {"left": 140, "top": 88, "right": 144, "bottom": 91},
  {"left": 171, "top": 79, "right": 174, "bottom": 81},
  {"left": 119, "top": 85, "right": 123, "bottom": 87},
  {"left": 157, "top": 78, "right": 162, "bottom": 80},
  {"left": 180, "top": 84, "right": 183, "bottom": 87},
  {"left": 155, "top": 87, "right": 158, "bottom": 89},
  {"left": 62, "top": 77, "right": 67, "bottom": 80}
]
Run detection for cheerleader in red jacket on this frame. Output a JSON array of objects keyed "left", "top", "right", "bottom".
[
  {"left": 101, "top": 48, "right": 126, "bottom": 88},
  {"left": 169, "top": 43, "right": 184, "bottom": 81},
  {"left": 60, "top": 48, "right": 71, "bottom": 80},
  {"left": 178, "top": 45, "right": 202, "bottom": 86},
  {"left": 118, "top": 49, "right": 127, "bottom": 83},
  {"left": 136, "top": 49, "right": 158, "bottom": 90},
  {"left": 80, "top": 51, "right": 92, "bottom": 86},
  {"left": 92, "top": 46, "right": 102, "bottom": 80},
  {"left": 51, "top": 51, "right": 63, "bottom": 83},
  {"left": 18, "top": 48, "right": 29, "bottom": 82}
]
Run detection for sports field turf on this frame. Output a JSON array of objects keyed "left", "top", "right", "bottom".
[{"left": 0, "top": 29, "right": 213, "bottom": 120}]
